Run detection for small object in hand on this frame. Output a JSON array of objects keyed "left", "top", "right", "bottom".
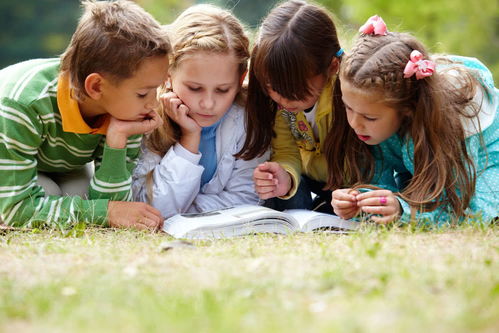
[
  {"left": 379, "top": 196, "right": 387, "bottom": 205},
  {"left": 159, "top": 240, "right": 195, "bottom": 252}
]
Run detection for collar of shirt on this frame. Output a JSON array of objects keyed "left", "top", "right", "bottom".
[{"left": 56, "top": 73, "right": 109, "bottom": 134}]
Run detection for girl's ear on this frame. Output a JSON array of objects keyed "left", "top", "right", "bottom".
[
  {"left": 328, "top": 57, "right": 340, "bottom": 76},
  {"left": 165, "top": 76, "right": 172, "bottom": 91},
  {"left": 84, "top": 73, "right": 104, "bottom": 100}
]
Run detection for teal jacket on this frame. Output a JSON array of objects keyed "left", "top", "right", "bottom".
[{"left": 369, "top": 56, "right": 498, "bottom": 224}]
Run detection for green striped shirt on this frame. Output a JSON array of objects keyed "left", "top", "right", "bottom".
[{"left": 0, "top": 58, "right": 142, "bottom": 228}]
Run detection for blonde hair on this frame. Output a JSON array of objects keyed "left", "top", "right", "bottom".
[
  {"left": 325, "top": 31, "right": 480, "bottom": 219},
  {"left": 60, "top": 0, "right": 171, "bottom": 101},
  {"left": 144, "top": 4, "right": 250, "bottom": 202}
]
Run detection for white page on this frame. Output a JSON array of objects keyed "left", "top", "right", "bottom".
[
  {"left": 284, "top": 209, "right": 359, "bottom": 232},
  {"left": 163, "top": 205, "right": 299, "bottom": 238}
]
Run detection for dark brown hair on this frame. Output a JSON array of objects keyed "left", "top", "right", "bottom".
[
  {"left": 325, "top": 31, "right": 479, "bottom": 218},
  {"left": 236, "top": 0, "right": 343, "bottom": 160},
  {"left": 60, "top": 0, "right": 171, "bottom": 100}
]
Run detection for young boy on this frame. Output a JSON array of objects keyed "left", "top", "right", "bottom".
[{"left": 0, "top": 0, "right": 170, "bottom": 230}]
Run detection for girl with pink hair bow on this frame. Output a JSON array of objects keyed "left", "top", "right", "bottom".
[{"left": 325, "top": 15, "right": 498, "bottom": 225}]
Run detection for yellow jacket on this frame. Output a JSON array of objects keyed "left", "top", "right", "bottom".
[{"left": 271, "top": 80, "right": 334, "bottom": 198}]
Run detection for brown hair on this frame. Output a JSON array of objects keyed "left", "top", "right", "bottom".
[
  {"left": 143, "top": 4, "right": 250, "bottom": 202},
  {"left": 325, "top": 31, "right": 479, "bottom": 218},
  {"left": 60, "top": 0, "right": 171, "bottom": 101},
  {"left": 236, "top": 0, "right": 343, "bottom": 160}
]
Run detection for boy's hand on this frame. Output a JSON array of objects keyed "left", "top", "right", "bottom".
[
  {"left": 106, "top": 111, "right": 163, "bottom": 149},
  {"left": 355, "top": 190, "right": 401, "bottom": 224},
  {"left": 253, "top": 162, "right": 292, "bottom": 199},
  {"left": 331, "top": 188, "right": 360, "bottom": 219},
  {"left": 161, "top": 92, "right": 201, "bottom": 135},
  {"left": 107, "top": 201, "right": 163, "bottom": 231}
]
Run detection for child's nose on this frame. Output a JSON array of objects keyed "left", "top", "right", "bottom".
[
  {"left": 200, "top": 94, "right": 215, "bottom": 109},
  {"left": 349, "top": 113, "right": 362, "bottom": 130}
]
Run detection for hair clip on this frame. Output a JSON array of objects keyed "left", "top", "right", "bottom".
[
  {"left": 335, "top": 48, "right": 344, "bottom": 57},
  {"left": 403, "top": 50, "right": 435, "bottom": 80},
  {"left": 359, "top": 15, "right": 388, "bottom": 36}
]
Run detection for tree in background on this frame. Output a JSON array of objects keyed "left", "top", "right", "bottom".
[
  {"left": 0, "top": 0, "right": 79, "bottom": 68},
  {"left": 321, "top": 0, "right": 499, "bottom": 80},
  {"left": 0, "top": 0, "right": 497, "bottom": 82},
  {"left": 203, "top": 0, "right": 280, "bottom": 28},
  {"left": 138, "top": 0, "right": 192, "bottom": 25}
]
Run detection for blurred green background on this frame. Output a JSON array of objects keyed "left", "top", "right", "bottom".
[{"left": 0, "top": 0, "right": 497, "bottom": 82}]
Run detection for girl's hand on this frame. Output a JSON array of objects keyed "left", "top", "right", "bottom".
[
  {"left": 106, "top": 111, "right": 163, "bottom": 149},
  {"left": 355, "top": 189, "right": 401, "bottom": 224},
  {"left": 253, "top": 162, "right": 292, "bottom": 199},
  {"left": 331, "top": 189, "right": 360, "bottom": 219},
  {"left": 160, "top": 92, "right": 201, "bottom": 135}
]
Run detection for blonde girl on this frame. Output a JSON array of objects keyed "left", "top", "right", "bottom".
[
  {"left": 132, "top": 4, "right": 268, "bottom": 218},
  {"left": 327, "top": 16, "right": 498, "bottom": 224}
]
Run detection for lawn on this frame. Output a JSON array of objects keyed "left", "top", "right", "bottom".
[{"left": 1, "top": 224, "right": 498, "bottom": 333}]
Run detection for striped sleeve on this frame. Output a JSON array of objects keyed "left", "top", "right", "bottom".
[
  {"left": 90, "top": 135, "right": 142, "bottom": 201},
  {"left": 0, "top": 99, "right": 108, "bottom": 227}
]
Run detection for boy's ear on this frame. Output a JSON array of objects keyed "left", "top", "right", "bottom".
[
  {"left": 84, "top": 73, "right": 105, "bottom": 100},
  {"left": 328, "top": 57, "right": 340, "bottom": 76}
]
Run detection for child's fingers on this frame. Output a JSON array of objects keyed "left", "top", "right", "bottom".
[
  {"left": 254, "top": 177, "right": 278, "bottom": 187},
  {"left": 160, "top": 91, "right": 178, "bottom": 100},
  {"left": 135, "top": 217, "right": 162, "bottom": 231},
  {"left": 178, "top": 104, "right": 190, "bottom": 116},
  {"left": 141, "top": 111, "right": 163, "bottom": 134},
  {"left": 356, "top": 195, "right": 395, "bottom": 208},
  {"left": 360, "top": 205, "right": 395, "bottom": 216},
  {"left": 332, "top": 189, "right": 357, "bottom": 202},
  {"left": 160, "top": 92, "right": 178, "bottom": 106},
  {"left": 332, "top": 207, "right": 359, "bottom": 220},
  {"left": 144, "top": 204, "right": 163, "bottom": 219},
  {"left": 355, "top": 189, "right": 393, "bottom": 201},
  {"left": 170, "top": 99, "right": 183, "bottom": 114},
  {"left": 256, "top": 186, "right": 278, "bottom": 200},
  {"left": 332, "top": 198, "right": 357, "bottom": 209},
  {"left": 163, "top": 97, "right": 182, "bottom": 115},
  {"left": 253, "top": 168, "right": 273, "bottom": 180},
  {"left": 255, "top": 184, "right": 275, "bottom": 193},
  {"left": 258, "top": 161, "right": 281, "bottom": 174}
]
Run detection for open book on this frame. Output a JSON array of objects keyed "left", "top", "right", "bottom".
[{"left": 162, "top": 205, "right": 359, "bottom": 239}]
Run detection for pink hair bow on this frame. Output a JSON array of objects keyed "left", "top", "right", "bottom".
[
  {"left": 359, "top": 15, "right": 388, "bottom": 36},
  {"left": 403, "top": 50, "right": 436, "bottom": 80}
]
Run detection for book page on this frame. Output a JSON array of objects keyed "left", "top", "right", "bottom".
[
  {"left": 163, "top": 205, "right": 299, "bottom": 238},
  {"left": 284, "top": 209, "right": 359, "bottom": 232}
]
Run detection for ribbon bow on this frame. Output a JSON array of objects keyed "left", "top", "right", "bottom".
[
  {"left": 403, "top": 50, "right": 436, "bottom": 80},
  {"left": 359, "top": 15, "right": 388, "bottom": 36}
]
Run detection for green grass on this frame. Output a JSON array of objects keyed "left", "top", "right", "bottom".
[{"left": 0, "top": 224, "right": 498, "bottom": 333}]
